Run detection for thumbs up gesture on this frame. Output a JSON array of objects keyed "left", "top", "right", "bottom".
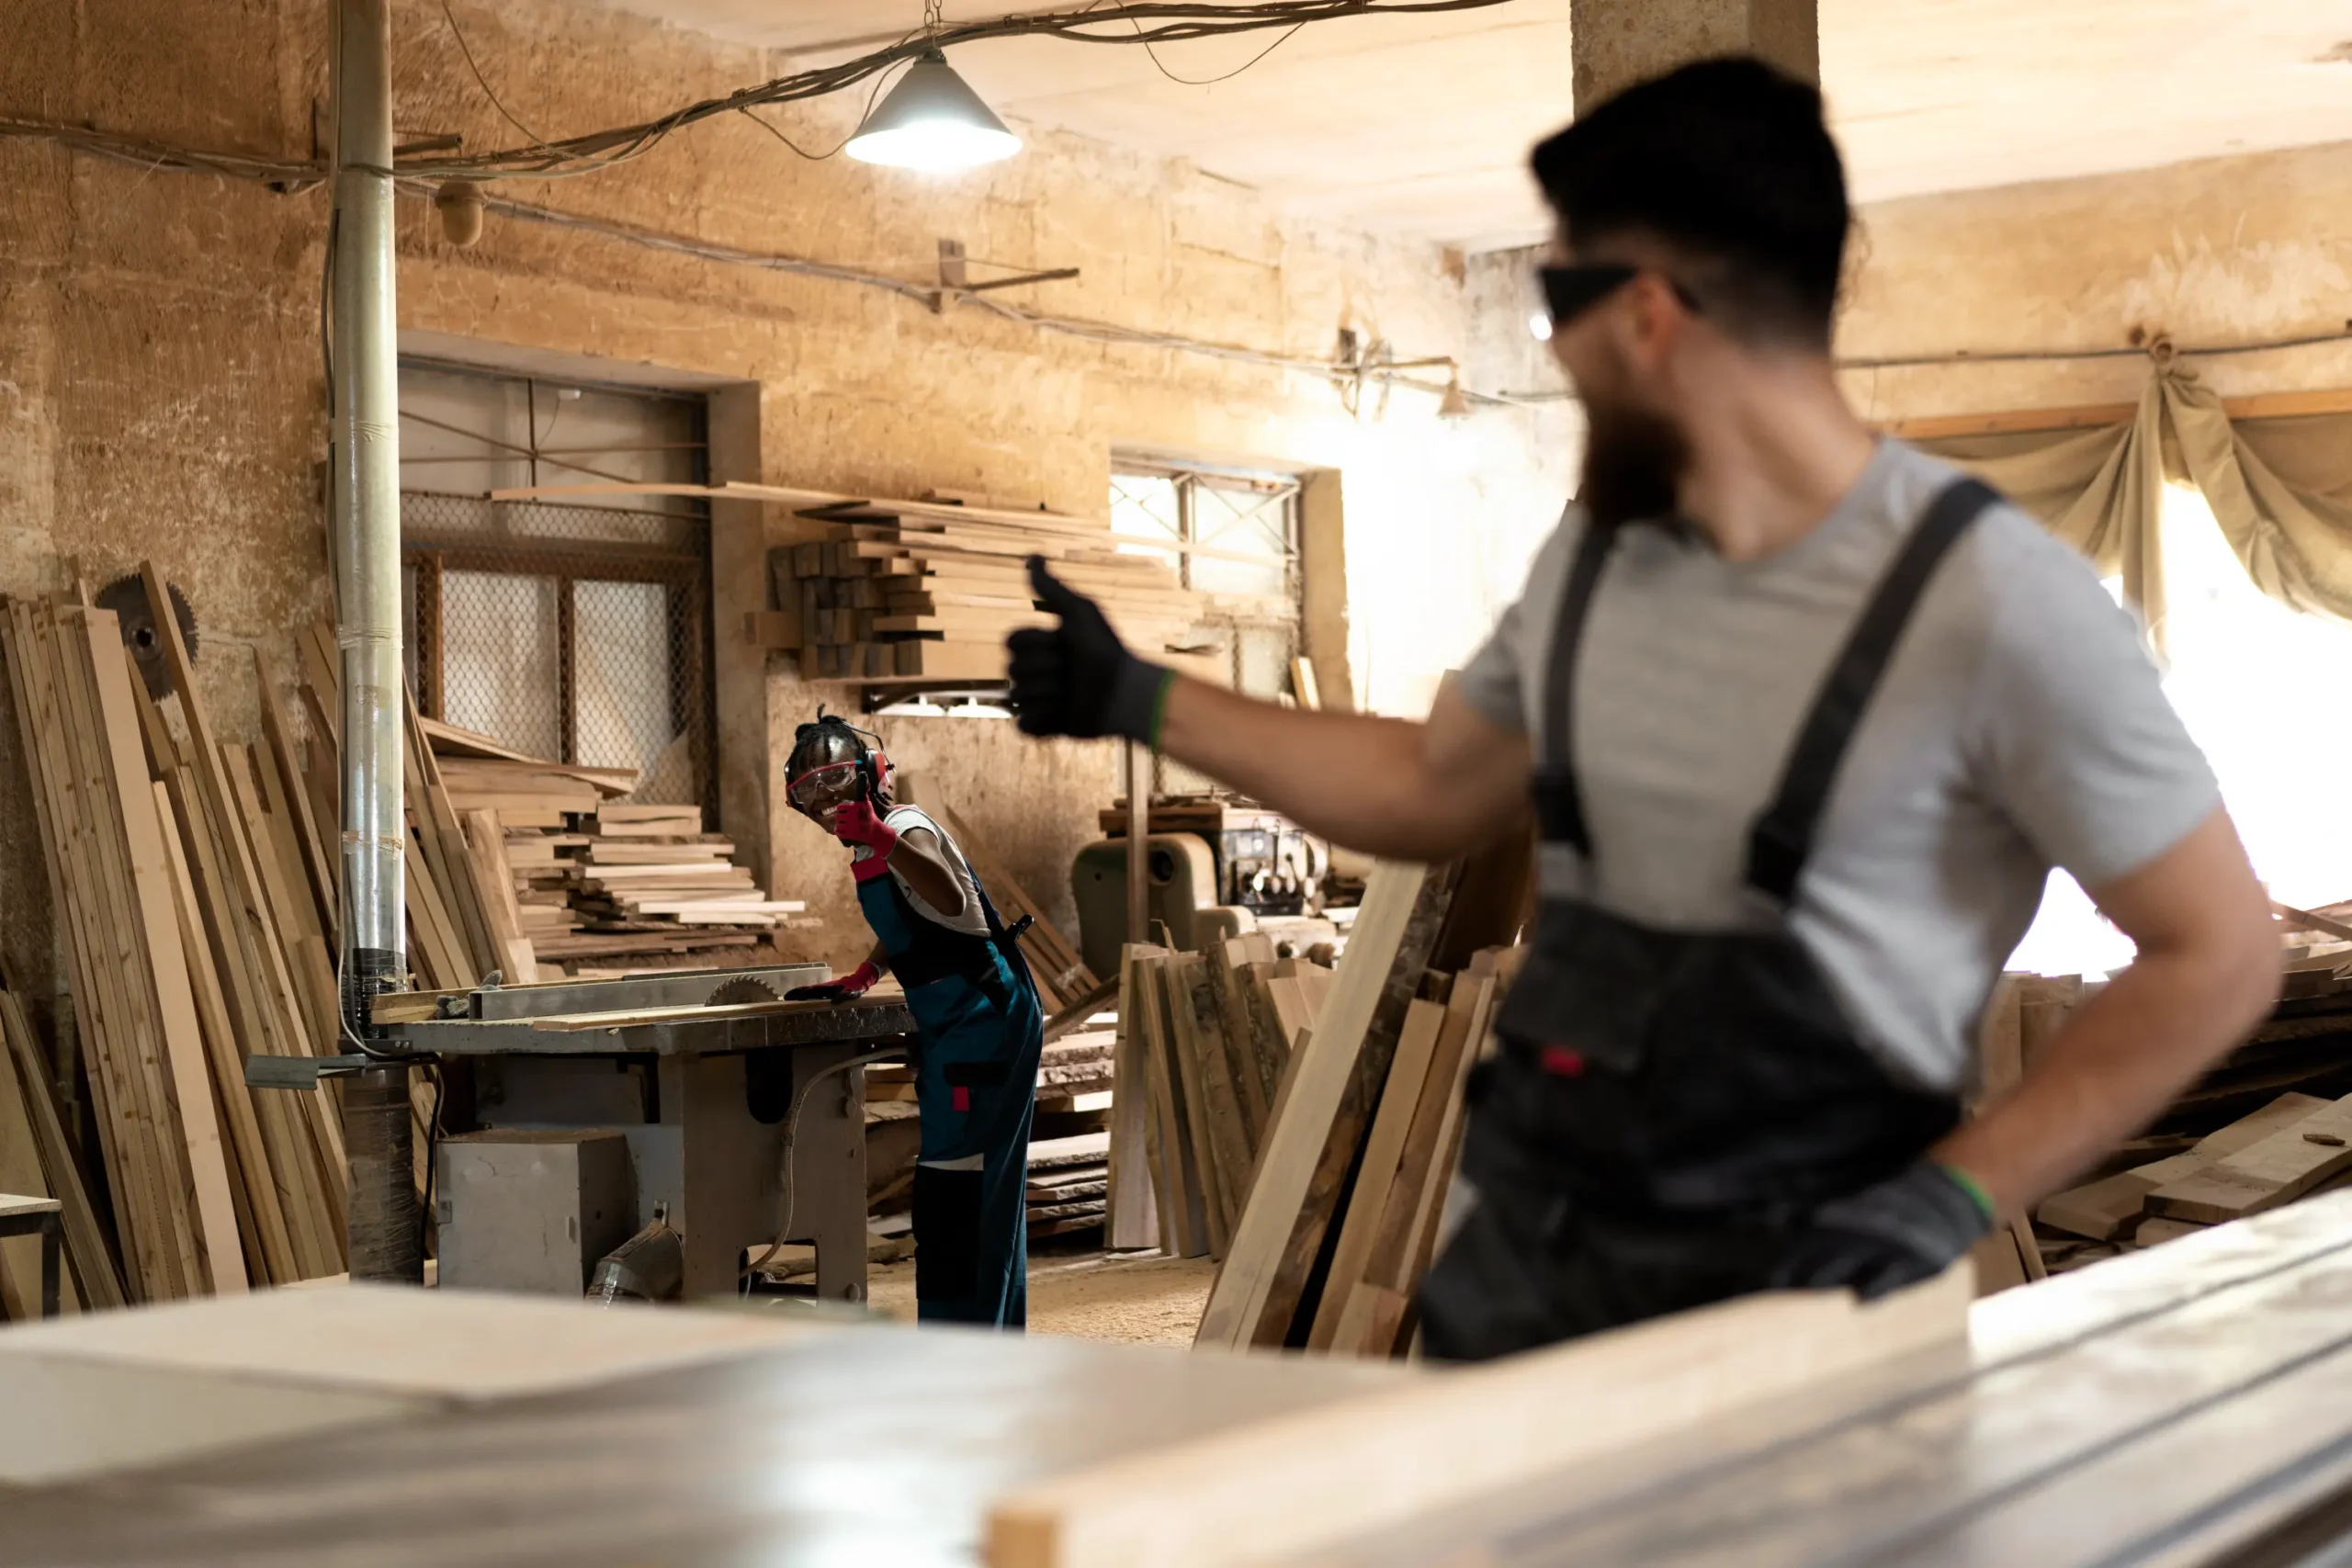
[{"left": 1007, "top": 556, "right": 1173, "bottom": 744}]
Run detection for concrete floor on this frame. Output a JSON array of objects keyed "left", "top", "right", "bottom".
[{"left": 865, "top": 1248, "right": 1217, "bottom": 1347}]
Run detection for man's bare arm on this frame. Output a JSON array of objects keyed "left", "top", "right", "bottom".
[
  {"left": 1155, "top": 674, "right": 1534, "bottom": 862},
  {"left": 1933, "top": 807, "right": 2282, "bottom": 1218}
]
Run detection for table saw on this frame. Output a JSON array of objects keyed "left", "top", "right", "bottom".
[
  {"left": 17, "top": 1196, "right": 2352, "bottom": 1564},
  {"left": 368, "top": 964, "right": 919, "bottom": 1302}
]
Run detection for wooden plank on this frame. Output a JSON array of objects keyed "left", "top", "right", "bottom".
[
  {"left": 1193, "top": 862, "right": 1446, "bottom": 1351},
  {"left": 255, "top": 652, "right": 335, "bottom": 941},
  {"left": 2039, "top": 1092, "right": 2331, "bottom": 1240},
  {"left": 1139, "top": 955, "right": 1226, "bottom": 1256},
  {"left": 1204, "top": 942, "right": 1269, "bottom": 1149},
  {"left": 462, "top": 809, "right": 542, "bottom": 985},
  {"left": 153, "top": 780, "right": 300, "bottom": 1287},
  {"left": 1172, "top": 956, "right": 1254, "bottom": 1238},
  {"left": 1, "top": 604, "right": 143, "bottom": 1301},
  {"left": 45, "top": 604, "right": 194, "bottom": 1299},
  {"left": 0, "top": 992, "right": 124, "bottom": 1308},
  {"left": 1336, "top": 970, "right": 1494, "bottom": 1355},
  {"left": 989, "top": 1266, "right": 1973, "bottom": 1568},
  {"left": 2147, "top": 1094, "right": 2352, "bottom": 1224},
  {"left": 0, "top": 1011, "right": 85, "bottom": 1313},
  {"left": 1105, "top": 945, "right": 1161, "bottom": 1253},
  {"left": 1881, "top": 384, "right": 2352, "bottom": 444},
  {"left": 1306, "top": 996, "right": 1446, "bottom": 1351},
  {"left": 1132, "top": 952, "right": 1205, "bottom": 1258},
  {"left": 82, "top": 619, "right": 247, "bottom": 1293}
]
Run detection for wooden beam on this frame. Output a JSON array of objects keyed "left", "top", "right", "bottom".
[{"left": 988, "top": 1266, "right": 1973, "bottom": 1568}]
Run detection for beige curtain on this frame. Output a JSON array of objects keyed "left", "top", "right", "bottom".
[{"left": 1917, "top": 365, "right": 2352, "bottom": 651}]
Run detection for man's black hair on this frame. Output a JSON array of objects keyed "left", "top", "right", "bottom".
[{"left": 1531, "top": 56, "right": 1848, "bottom": 349}]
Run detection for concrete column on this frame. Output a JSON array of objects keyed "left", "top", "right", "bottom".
[{"left": 1569, "top": 0, "right": 1816, "bottom": 112}]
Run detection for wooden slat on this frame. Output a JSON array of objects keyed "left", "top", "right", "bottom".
[
  {"left": 153, "top": 779, "right": 300, "bottom": 1286},
  {"left": 1137, "top": 953, "right": 1225, "bottom": 1257},
  {"left": 2147, "top": 1093, "right": 2352, "bottom": 1224},
  {"left": 256, "top": 650, "right": 335, "bottom": 940},
  {"left": 1306, "top": 995, "right": 1446, "bottom": 1351},
  {"left": 81, "top": 618, "right": 246, "bottom": 1293},
  {"left": 2039, "top": 1092, "right": 2330, "bottom": 1240},
  {"left": 1105, "top": 944, "right": 1163, "bottom": 1253},
  {"left": 1171, "top": 955, "right": 1253, "bottom": 1240},
  {"left": 0, "top": 991, "right": 122, "bottom": 1308},
  {"left": 1193, "top": 861, "right": 1448, "bottom": 1350},
  {"left": 462, "top": 808, "right": 541, "bottom": 985}
]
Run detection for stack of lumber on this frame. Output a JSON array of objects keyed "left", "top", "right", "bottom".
[
  {"left": 1027, "top": 1131, "right": 1112, "bottom": 1239},
  {"left": 2, "top": 576, "right": 352, "bottom": 1297},
  {"left": 1187, "top": 839, "right": 1531, "bottom": 1356},
  {"left": 1115, "top": 935, "right": 1327, "bottom": 1261},
  {"left": 497, "top": 801, "right": 814, "bottom": 976},
  {"left": 764, "top": 495, "right": 1209, "bottom": 683},
  {"left": 894, "top": 773, "right": 1104, "bottom": 1015}
]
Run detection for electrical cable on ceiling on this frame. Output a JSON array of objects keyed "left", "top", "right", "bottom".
[{"left": 397, "top": 1, "right": 1526, "bottom": 181}]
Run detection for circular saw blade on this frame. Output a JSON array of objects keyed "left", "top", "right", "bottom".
[
  {"left": 94, "top": 573, "right": 198, "bottom": 701},
  {"left": 706, "top": 976, "right": 782, "bottom": 1008}
]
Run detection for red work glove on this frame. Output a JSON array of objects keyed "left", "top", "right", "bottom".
[
  {"left": 786, "top": 961, "right": 882, "bottom": 1004},
  {"left": 831, "top": 797, "right": 899, "bottom": 884}
]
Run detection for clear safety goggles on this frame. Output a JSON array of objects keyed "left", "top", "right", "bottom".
[{"left": 787, "top": 760, "right": 865, "bottom": 814}]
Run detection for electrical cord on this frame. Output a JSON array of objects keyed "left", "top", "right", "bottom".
[
  {"left": 741, "top": 1046, "right": 906, "bottom": 1292},
  {"left": 439, "top": 1, "right": 553, "bottom": 154}
]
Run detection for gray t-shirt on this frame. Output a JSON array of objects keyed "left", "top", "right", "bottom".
[{"left": 1458, "top": 439, "right": 2218, "bottom": 1092}]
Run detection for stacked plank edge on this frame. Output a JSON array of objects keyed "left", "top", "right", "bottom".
[{"left": 759, "top": 494, "right": 1216, "bottom": 684}]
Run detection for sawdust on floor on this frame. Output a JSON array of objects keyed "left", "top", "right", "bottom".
[{"left": 865, "top": 1248, "right": 1216, "bottom": 1346}]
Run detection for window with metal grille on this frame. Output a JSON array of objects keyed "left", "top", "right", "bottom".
[
  {"left": 396, "top": 361, "right": 713, "bottom": 807},
  {"left": 1109, "top": 458, "right": 1303, "bottom": 794}
]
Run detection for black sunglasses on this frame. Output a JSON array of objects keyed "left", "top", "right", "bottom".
[{"left": 1538, "top": 265, "right": 1702, "bottom": 330}]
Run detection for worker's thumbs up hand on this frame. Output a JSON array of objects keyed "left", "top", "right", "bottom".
[{"left": 1008, "top": 556, "right": 1171, "bottom": 743}]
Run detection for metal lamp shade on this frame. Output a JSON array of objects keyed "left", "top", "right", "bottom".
[{"left": 845, "top": 51, "right": 1021, "bottom": 171}]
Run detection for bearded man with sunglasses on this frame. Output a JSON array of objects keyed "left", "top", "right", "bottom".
[
  {"left": 781, "top": 713, "right": 1044, "bottom": 1327},
  {"left": 1007, "top": 56, "right": 2279, "bottom": 1358}
]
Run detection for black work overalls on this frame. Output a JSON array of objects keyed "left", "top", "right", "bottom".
[{"left": 1417, "top": 479, "right": 1997, "bottom": 1361}]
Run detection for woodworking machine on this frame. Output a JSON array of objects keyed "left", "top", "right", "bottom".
[{"left": 259, "top": 964, "right": 917, "bottom": 1302}]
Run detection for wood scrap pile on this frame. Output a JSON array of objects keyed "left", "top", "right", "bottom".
[
  {"left": 1113, "top": 935, "right": 1327, "bottom": 1260},
  {"left": 765, "top": 494, "right": 1208, "bottom": 683},
  {"left": 1, "top": 578, "right": 352, "bottom": 1298},
  {"left": 1174, "top": 842, "right": 1528, "bottom": 1356},
  {"left": 2006, "top": 905, "right": 2352, "bottom": 1273}
]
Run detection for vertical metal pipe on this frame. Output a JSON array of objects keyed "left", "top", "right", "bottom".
[{"left": 330, "top": 0, "right": 416, "bottom": 1283}]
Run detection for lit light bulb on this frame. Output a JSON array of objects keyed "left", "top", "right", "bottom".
[
  {"left": 1527, "top": 311, "right": 1554, "bottom": 343},
  {"left": 845, "top": 50, "right": 1022, "bottom": 172}
]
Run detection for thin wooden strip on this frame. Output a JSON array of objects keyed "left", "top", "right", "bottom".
[
  {"left": 461, "top": 810, "right": 540, "bottom": 985},
  {"left": 1144, "top": 955, "right": 1227, "bottom": 1256},
  {"left": 0, "top": 991, "right": 124, "bottom": 1308},
  {"left": 1104, "top": 946, "right": 1159, "bottom": 1252},
  {"left": 82, "top": 619, "right": 246, "bottom": 1292},
  {"left": 1307, "top": 995, "right": 1447, "bottom": 1351},
  {"left": 153, "top": 779, "right": 299, "bottom": 1286},
  {"left": 1134, "top": 953, "right": 1205, "bottom": 1258},
  {"left": 1194, "top": 862, "right": 1445, "bottom": 1350},
  {"left": 256, "top": 650, "right": 335, "bottom": 939},
  {"left": 45, "top": 604, "right": 189, "bottom": 1298},
  {"left": 0, "top": 604, "right": 142, "bottom": 1303},
  {"left": 0, "top": 1003, "right": 85, "bottom": 1313}
]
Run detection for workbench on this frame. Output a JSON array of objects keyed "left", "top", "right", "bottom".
[
  {"left": 380, "top": 967, "right": 917, "bottom": 1302},
  {"left": 17, "top": 1199, "right": 2352, "bottom": 1565}
]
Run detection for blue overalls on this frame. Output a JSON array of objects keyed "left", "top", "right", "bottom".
[{"left": 855, "top": 809, "right": 1043, "bottom": 1327}]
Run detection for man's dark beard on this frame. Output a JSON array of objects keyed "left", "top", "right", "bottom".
[{"left": 1578, "top": 400, "right": 1689, "bottom": 534}]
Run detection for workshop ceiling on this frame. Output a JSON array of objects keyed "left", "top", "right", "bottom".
[{"left": 587, "top": 1, "right": 2352, "bottom": 249}]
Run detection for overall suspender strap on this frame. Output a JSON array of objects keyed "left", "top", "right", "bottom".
[
  {"left": 1530, "top": 520, "right": 1622, "bottom": 852},
  {"left": 1745, "top": 477, "right": 2000, "bottom": 904}
]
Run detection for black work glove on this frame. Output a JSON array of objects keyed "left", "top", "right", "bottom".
[
  {"left": 1006, "top": 556, "right": 1170, "bottom": 741},
  {"left": 1771, "top": 1160, "right": 1993, "bottom": 1300}
]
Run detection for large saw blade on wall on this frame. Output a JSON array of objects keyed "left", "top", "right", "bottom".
[{"left": 93, "top": 573, "right": 199, "bottom": 700}]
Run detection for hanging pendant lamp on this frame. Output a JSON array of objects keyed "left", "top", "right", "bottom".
[{"left": 845, "top": 49, "right": 1022, "bottom": 172}]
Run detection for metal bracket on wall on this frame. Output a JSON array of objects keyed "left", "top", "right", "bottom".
[{"left": 932, "top": 238, "right": 1080, "bottom": 313}]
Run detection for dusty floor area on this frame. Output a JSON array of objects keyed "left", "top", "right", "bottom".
[{"left": 866, "top": 1248, "right": 1216, "bottom": 1346}]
